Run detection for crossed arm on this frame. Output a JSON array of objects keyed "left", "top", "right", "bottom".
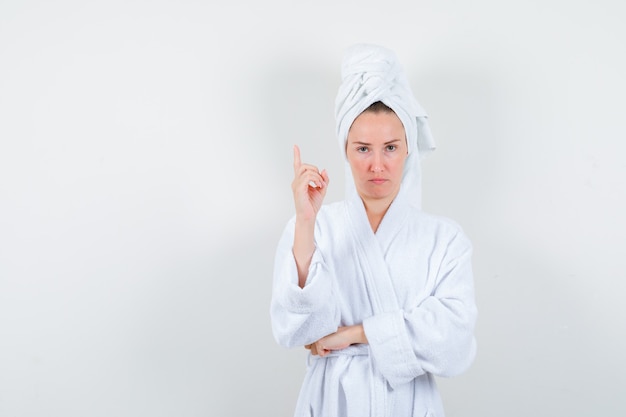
[{"left": 304, "top": 324, "right": 369, "bottom": 357}]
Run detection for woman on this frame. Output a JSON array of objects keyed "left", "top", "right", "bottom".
[{"left": 270, "top": 44, "right": 477, "bottom": 417}]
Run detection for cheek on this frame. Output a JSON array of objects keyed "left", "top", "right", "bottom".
[
  {"left": 348, "top": 154, "right": 365, "bottom": 169},
  {"left": 352, "top": 161, "right": 367, "bottom": 176}
]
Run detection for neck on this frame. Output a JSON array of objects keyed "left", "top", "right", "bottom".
[{"left": 361, "top": 196, "right": 394, "bottom": 233}]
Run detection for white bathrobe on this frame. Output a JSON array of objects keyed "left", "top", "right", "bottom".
[{"left": 270, "top": 183, "right": 477, "bottom": 417}]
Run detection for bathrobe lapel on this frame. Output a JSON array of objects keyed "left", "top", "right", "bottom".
[
  {"left": 344, "top": 189, "right": 411, "bottom": 416},
  {"left": 345, "top": 189, "right": 410, "bottom": 314}
]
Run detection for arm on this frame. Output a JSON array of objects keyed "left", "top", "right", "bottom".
[
  {"left": 291, "top": 144, "right": 329, "bottom": 288},
  {"left": 306, "top": 324, "right": 368, "bottom": 356},
  {"left": 269, "top": 145, "right": 338, "bottom": 348},
  {"left": 293, "top": 218, "right": 316, "bottom": 288},
  {"left": 270, "top": 219, "right": 340, "bottom": 348},
  {"left": 363, "top": 230, "right": 477, "bottom": 388}
]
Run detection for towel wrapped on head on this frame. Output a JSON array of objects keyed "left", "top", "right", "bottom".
[{"left": 334, "top": 43, "right": 436, "bottom": 208}]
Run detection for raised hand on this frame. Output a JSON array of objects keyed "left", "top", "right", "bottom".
[
  {"left": 291, "top": 145, "right": 330, "bottom": 288},
  {"left": 291, "top": 145, "right": 329, "bottom": 222}
]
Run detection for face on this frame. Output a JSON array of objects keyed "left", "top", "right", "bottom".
[{"left": 346, "top": 110, "right": 408, "bottom": 205}]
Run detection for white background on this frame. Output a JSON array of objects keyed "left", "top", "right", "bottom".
[{"left": 1, "top": 1, "right": 625, "bottom": 416}]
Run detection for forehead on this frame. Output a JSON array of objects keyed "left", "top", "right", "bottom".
[{"left": 347, "top": 111, "right": 406, "bottom": 143}]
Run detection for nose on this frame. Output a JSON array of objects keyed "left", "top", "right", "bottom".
[{"left": 370, "top": 151, "right": 383, "bottom": 173}]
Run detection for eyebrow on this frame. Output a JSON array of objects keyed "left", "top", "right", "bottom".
[{"left": 351, "top": 139, "right": 403, "bottom": 146}]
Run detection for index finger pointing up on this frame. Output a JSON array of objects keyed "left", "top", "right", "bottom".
[{"left": 293, "top": 144, "right": 302, "bottom": 173}]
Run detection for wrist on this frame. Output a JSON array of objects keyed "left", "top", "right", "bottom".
[{"left": 295, "top": 215, "right": 316, "bottom": 227}]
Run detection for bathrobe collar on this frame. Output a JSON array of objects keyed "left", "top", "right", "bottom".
[{"left": 345, "top": 184, "right": 412, "bottom": 315}]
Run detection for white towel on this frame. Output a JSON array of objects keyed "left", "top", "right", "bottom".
[{"left": 334, "top": 43, "right": 436, "bottom": 209}]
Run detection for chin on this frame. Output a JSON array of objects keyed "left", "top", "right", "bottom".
[
  {"left": 358, "top": 185, "right": 400, "bottom": 203},
  {"left": 362, "top": 191, "right": 393, "bottom": 201}
]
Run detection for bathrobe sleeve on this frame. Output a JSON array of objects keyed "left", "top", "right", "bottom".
[
  {"left": 270, "top": 217, "right": 340, "bottom": 349},
  {"left": 362, "top": 227, "right": 477, "bottom": 388}
]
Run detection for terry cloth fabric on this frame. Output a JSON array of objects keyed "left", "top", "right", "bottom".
[{"left": 335, "top": 43, "right": 436, "bottom": 209}]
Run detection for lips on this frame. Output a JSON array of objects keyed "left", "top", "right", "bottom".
[{"left": 369, "top": 178, "right": 388, "bottom": 185}]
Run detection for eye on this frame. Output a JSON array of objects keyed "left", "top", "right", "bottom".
[
  {"left": 386, "top": 145, "right": 397, "bottom": 152},
  {"left": 357, "top": 146, "right": 368, "bottom": 153}
]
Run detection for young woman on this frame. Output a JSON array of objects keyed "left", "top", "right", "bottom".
[{"left": 271, "top": 44, "right": 477, "bottom": 417}]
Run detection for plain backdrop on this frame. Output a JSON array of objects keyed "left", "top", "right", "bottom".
[{"left": 1, "top": 1, "right": 625, "bottom": 416}]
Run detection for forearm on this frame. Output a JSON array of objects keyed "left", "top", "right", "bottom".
[
  {"left": 292, "top": 218, "right": 316, "bottom": 288},
  {"left": 345, "top": 324, "right": 368, "bottom": 345},
  {"left": 311, "top": 324, "right": 369, "bottom": 356}
]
